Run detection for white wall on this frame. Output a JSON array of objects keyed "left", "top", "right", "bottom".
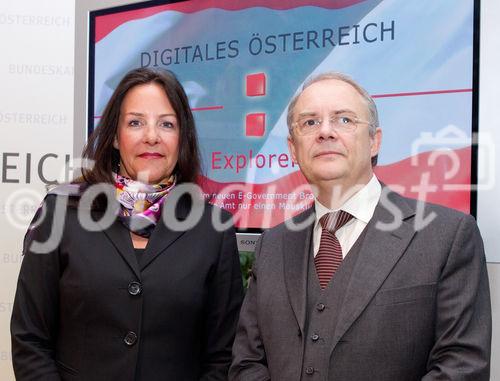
[
  {"left": 0, "top": 1, "right": 74, "bottom": 379},
  {"left": 0, "top": 0, "right": 498, "bottom": 379}
]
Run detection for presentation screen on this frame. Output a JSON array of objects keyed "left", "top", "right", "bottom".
[{"left": 89, "top": 0, "right": 478, "bottom": 230}]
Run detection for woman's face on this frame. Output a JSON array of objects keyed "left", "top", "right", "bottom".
[{"left": 114, "top": 82, "right": 180, "bottom": 184}]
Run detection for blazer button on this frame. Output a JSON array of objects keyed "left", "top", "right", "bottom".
[
  {"left": 305, "top": 366, "right": 315, "bottom": 375},
  {"left": 311, "top": 333, "right": 319, "bottom": 342},
  {"left": 316, "top": 303, "right": 326, "bottom": 311},
  {"left": 128, "top": 281, "right": 142, "bottom": 296},
  {"left": 124, "top": 331, "right": 138, "bottom": 346}
]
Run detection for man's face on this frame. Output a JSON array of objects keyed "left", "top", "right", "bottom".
[{"left": 287, "top": 79, "right": 381, "bottom": 192}]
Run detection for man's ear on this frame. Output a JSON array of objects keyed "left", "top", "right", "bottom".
[
  {"left": 370, "top": 127, "right": 382, "bottom": 158},
  {"left": 287, "top": 135, "right": 297, "bottom": 164}
]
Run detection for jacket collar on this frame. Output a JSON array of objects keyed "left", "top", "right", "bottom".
[
  {"left": 283, "top": 207, "right": 315, "bottom": 334},
  {"left": 100, "top": 193, "right": 195, "bottom": 277}
]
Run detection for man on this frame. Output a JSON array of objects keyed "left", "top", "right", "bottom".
[{"left": 229, "top": 72, "right": 491, "bottom": 380}]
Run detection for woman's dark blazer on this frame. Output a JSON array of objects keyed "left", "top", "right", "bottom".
[{"left": 11, "top": 188, "right": 243, "bottom": 381}]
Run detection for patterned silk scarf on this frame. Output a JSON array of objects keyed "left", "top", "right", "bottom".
[{"left": 114, "top": 173, "right": 176, "bottom": 237}]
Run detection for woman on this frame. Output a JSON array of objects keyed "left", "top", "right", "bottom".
[{"left": 11, "top": 68, "right": 243, "bottom": 380}]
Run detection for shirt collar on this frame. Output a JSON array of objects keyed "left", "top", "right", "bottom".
[{"left": 314, "top": 174, "right": 382, "bottom": 225}]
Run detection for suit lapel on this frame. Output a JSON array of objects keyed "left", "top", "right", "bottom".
[
  {"left": 140, "top": 219, "right": 185, "bottom": 270},
  {"left": 100, "top": 194, "right": 193, "bottom": 275},
  {"left": 139, "top": 193, "right": 192, "bottom": 270},
  {"left": 283, "top": 207, "right": 315, "bottom": 333},
  {"left": 101, "top": 218, "right": 142, "bottom": 280},
  {"left": 330, "top": 190, "right": 417, "bottom": 351}
]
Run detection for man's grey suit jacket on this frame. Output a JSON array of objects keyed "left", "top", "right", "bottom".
[{"left": 230, "top": 188, "right": 491, "bottom": 380}]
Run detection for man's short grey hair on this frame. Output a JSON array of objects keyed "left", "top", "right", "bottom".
[{"left": 286, "top": 72, "right": 380, "bottom": 137}]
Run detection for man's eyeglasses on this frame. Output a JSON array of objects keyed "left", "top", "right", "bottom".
[{"left": 292, "top": 114, "right": 371, "bottom": 136}]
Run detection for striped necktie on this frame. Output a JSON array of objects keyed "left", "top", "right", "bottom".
[{"left": 315, "top": 210, "right": 354, "bottom": 289}]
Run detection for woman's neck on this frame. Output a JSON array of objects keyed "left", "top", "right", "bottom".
[{"left": 130, "top": 232, "right": 148, "bottom": 249}]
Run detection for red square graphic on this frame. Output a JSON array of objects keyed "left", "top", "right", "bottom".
[
  {"left": 246, "top": 73, "right": 266, "bottom": 97},
  {"left": 245, "top": 113, "right": 266, "bottom": 137}
]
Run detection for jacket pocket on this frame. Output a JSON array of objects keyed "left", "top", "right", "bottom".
[{"left": 375, "top": 283, "right": 437, "bottom": 306}]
